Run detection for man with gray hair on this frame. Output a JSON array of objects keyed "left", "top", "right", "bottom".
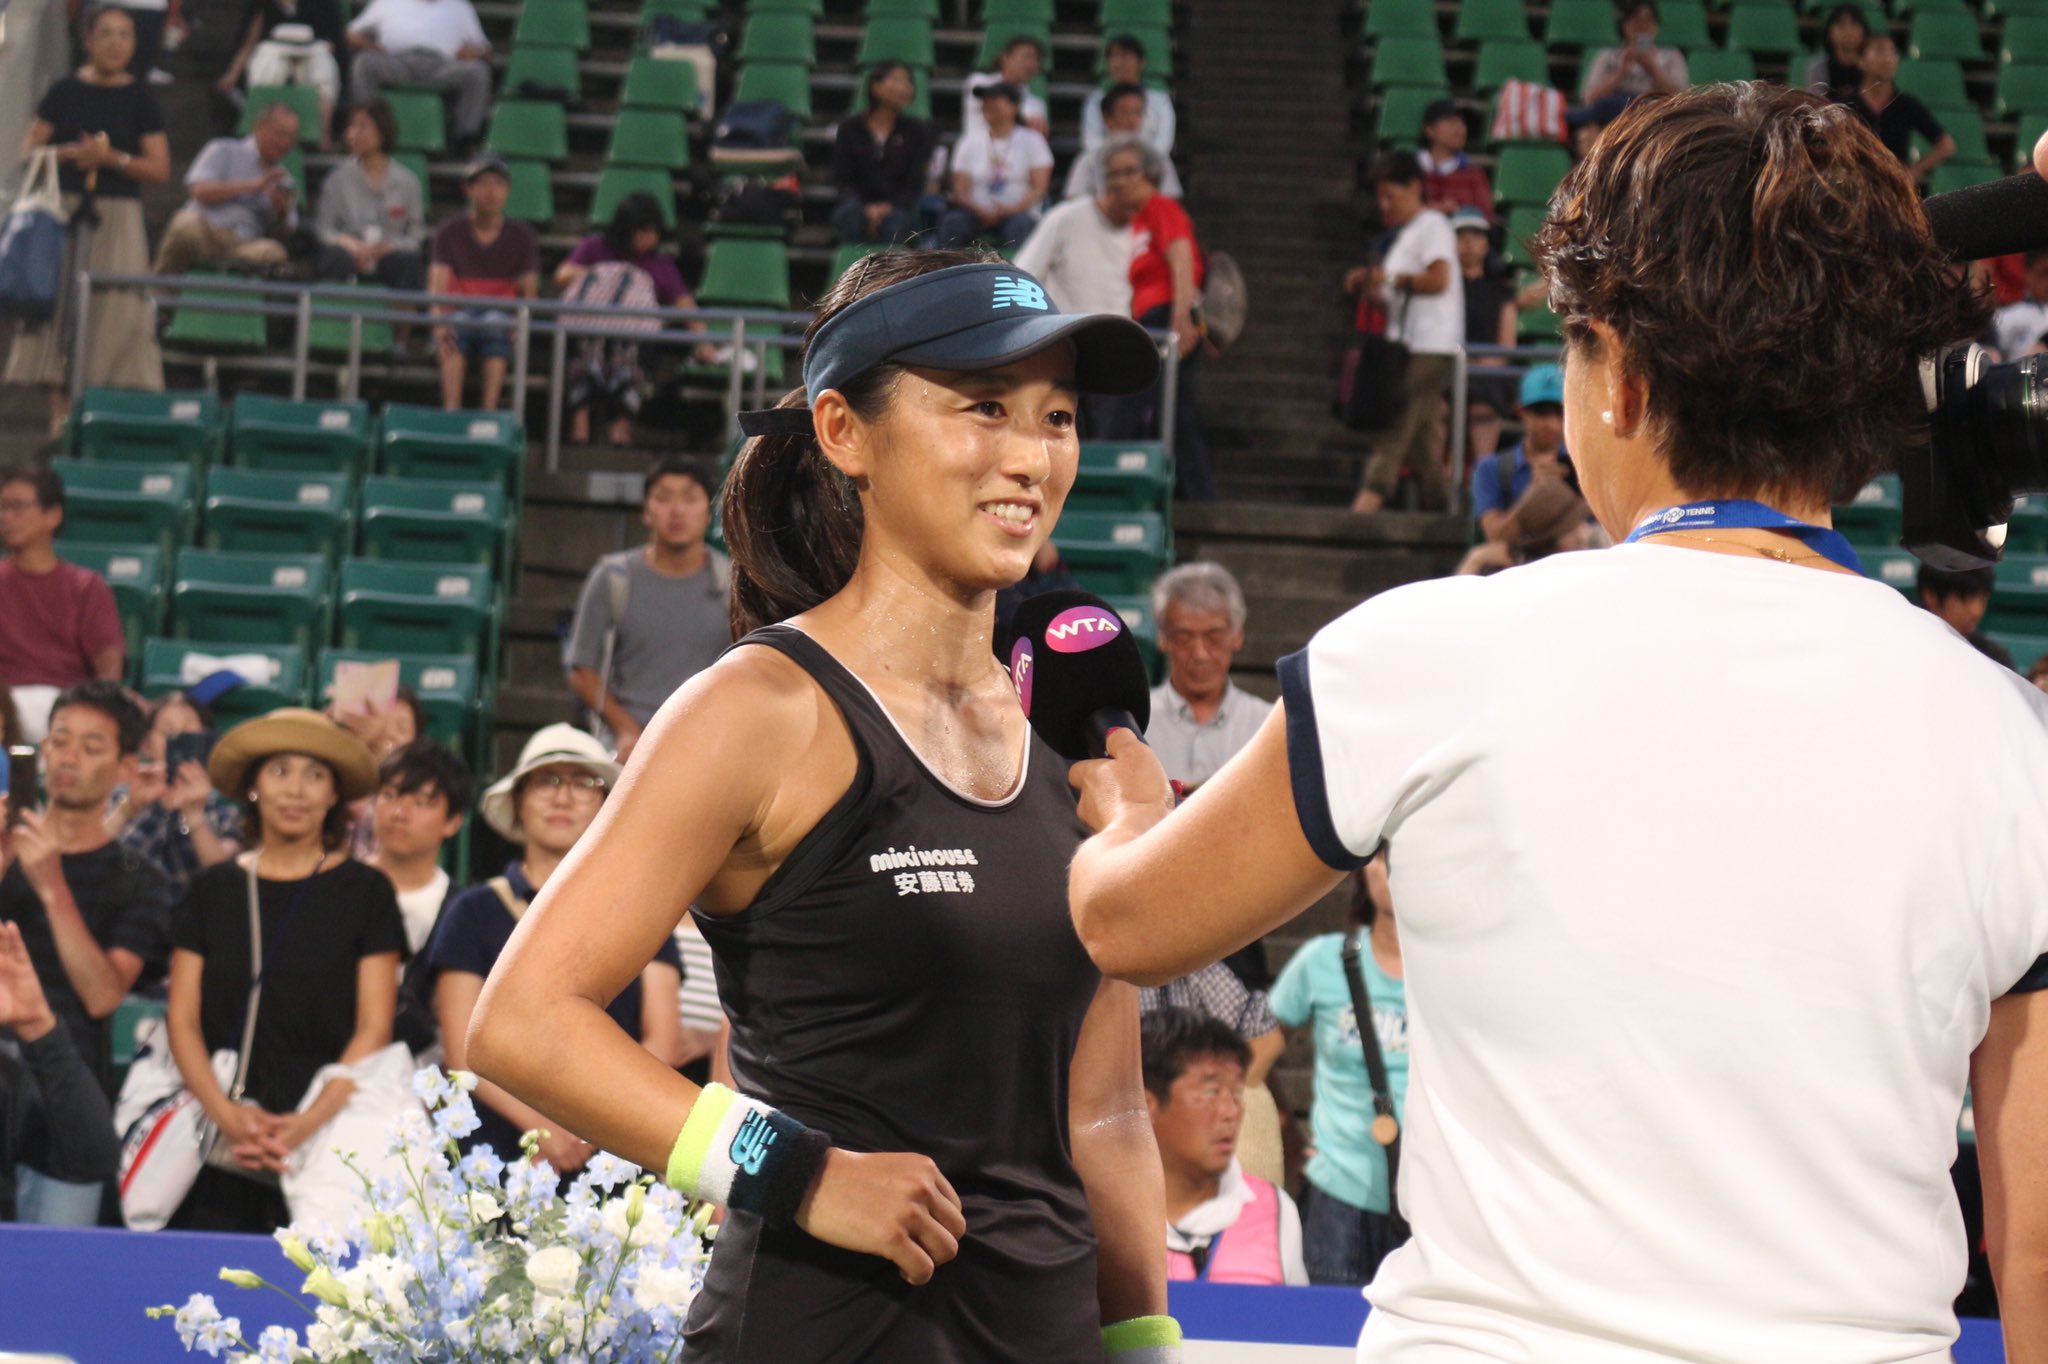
[
  {"left": 152, "top": 102, "right": 300, "bottom": 276},
  {"left": 1144, "top": 561, "right": 1273, "bottom": 791}
]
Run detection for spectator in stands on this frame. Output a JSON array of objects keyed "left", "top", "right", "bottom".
[
  {"left": 313, "top": 99, "right": 426, "bottom": 293},
  {"left": 831, "top": 60, "right": 932, "bottom": 247},
  {"left": 0, "top": 682, "right": 171, "bottom": 1223},
  {"left": 429, "top": 155, "right": 539, "bottom": 413},
  {"left": 217, "top": 0, "right": 348, "bottom": 146},
  {"left": 1017, "top": 165, "right": 1135, "bottom": 316},
  {"left": 564, "top": 455, "right": 731, "bottom": 763},
  {"left": 0, "top": 464, "right": 125, "bottom": 744},
  {"left": 1270, "top": 853, "right": 1409, "bottom": 1284},
  {"left": 1805, "top": 3, "right": 1869, "bottom": 102},
  {"left": 939, "top": 83, "right": 1053, "bottom": 251},
  {"left": 2030, "top": 652, "right": 2048, "bottom": 694},
  {"left": 107, "top": 692, "right": 243, "bottom": 904},
  {"left": 152, "top": 100, "right": 299, "bottom": 277},
  {"left": 1918, "top": 565, "right": 2015, "bottom": 669},
  {"left": 1139, "top": 961, "right": 1287, "bottom": 1188},
  {"left": 1455, "top": 477, "right": 1597, "bottom": 574},
  {"left": 1993, "top": 249, "right": 2048, "bottom": 361},
  {"left": 1848, "top": 32, "right": 1954, "bottom": 183},
  {"left": 964, "top": 33, "right": 1050, "bottom": 140},
  {"left": 345, "top": 0, "right": 491, "bottom": 156},
  {"left": 2, "top": 5, "right": 169, "bottom": 435},
  {"left": 423, "top": 724, "right": 683, "bottom": 1174},
  {"left": 1146, "top": 562, "right": 1272, "bottom": 795},
  {"left": 1417, "top": 100, "right": 1492, "bottom": 224},
  {"left": 329, "top": 683, "right": 425, "bottom": 770},
  {"left": 1066, "top": 83, "right": 1183, "bottom": 200},
  {"left": 166, "top": 708, "right": 399, "bottom": 1232},
  {"left": 1082, "top": 33, "right": 1175, "bottom": 159},
  {"left": 555, "top": 192, "right": 705, "bottom": 448},
  {"left": 1454, "top": 208, "right": 1518, "bottom": 415},
  {"left": 1346, "top": 152, "right": 1461, "bottom": 515},
  {"left": 1143, "top": 1007, "right": 1309, "bottom": 1286},
  {"left": 1580, "top": 0, "right": 1688, "bottom": 108},
  {"left": 363, "top": 739, "right": 468, "bottom": 954},
  {"left": 1099, "top": 137, "right": 1217, "bottom": 500},
  {"left": 1470, "top": 365, "right": 1568, "bottom": 541},
  {"left": 0, "top": 918, "right": 120, "bottom": 1225}
]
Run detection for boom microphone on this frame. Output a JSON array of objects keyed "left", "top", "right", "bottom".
[
  {"left": 1003, "top": 589, "right": 1153, "bottom": 762},
  {"left": 1924, "top": 170, "right": 2048, "bottom": 261}
]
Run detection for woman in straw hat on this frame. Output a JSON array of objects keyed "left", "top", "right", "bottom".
[
  {"left": 422, "top": 723, "right": 683, "bottom": 1175},
  {"left": 162, "top": 707, "right": 403, "bottom": 1232}
]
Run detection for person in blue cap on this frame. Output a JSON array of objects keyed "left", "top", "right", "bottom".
[
  {"left": 1468, "top": 363, "right": 1568, "bottom": 543},
  {"left": 468, "top": 250, "right": 1185, "bottom": 1364}
]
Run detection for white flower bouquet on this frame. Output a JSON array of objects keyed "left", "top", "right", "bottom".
[{"left": 151, "top": 1069, "right": 713, "bottom": 1363}]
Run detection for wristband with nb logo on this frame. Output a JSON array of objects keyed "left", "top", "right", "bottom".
[{"left": 665, "top": 1082, "right": 832, "bottom": 1227}]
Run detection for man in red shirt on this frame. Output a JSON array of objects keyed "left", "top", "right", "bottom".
[
  {"left": 428, "top": 155, "right": 540, "bottom": 412},
  {"left": 0, "top": 464, "right": 124, "bottom": 742}
]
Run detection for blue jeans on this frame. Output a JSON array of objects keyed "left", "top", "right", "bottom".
[
  {"left": 1300, "top": 1177, "right": 1404, "bottom": 1286},
  {"left": 14, "top": 1164, "right": 104, "bottom": 1226},
  {"left": 830, "top": 197, "right": 917, "bottom": 247},
  {"left": 453, "top": 307, "right": 513, "bottom": 363},
  {"left": 936, "top": 206, "right": 1039, "bottom": 251}
]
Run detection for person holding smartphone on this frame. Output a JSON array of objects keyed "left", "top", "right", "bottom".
[
  {"left": 1579, "top": 0, "right": 1688, "bottom": 107},
  {"left": 107, "top": 691, "right": 241, "bottom": 902}
]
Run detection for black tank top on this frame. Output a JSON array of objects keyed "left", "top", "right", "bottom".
[{"left": 681, "top": 625, "right": 1105, "bottom": 1363}]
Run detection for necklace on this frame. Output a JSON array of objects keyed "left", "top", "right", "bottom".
[{"left": 1659, "top": 531, "right": 1827, "bottom": 564}]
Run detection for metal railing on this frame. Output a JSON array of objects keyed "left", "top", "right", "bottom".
[{"left": 70, "top": 271, "right": 1181, "bottom": 473}]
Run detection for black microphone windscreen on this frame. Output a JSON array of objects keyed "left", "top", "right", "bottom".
[
  {"left": 1924, "top": 171, "right": 2048, "bottom": 261},
  {"left": 1003, "top": 589, "right": 1153, "bottom": 763}
]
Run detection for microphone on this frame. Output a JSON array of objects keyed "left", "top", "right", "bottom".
[
  {"left": 1002, "top": 589, "right": 1153, "bottom": 762},
  {"left": 1924, "top": 170, "right": 2048, "bottom": 261}
]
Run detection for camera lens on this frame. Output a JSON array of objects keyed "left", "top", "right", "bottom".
[{"left": 1966, "top": 354, "right": 2048, "bottom": 500}]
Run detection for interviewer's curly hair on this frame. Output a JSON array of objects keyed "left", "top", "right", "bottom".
[{"left": 1535, "top": 83, "right": 1990, "bottom": 507}]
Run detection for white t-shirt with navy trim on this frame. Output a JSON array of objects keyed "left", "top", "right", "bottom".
[{"left": 1277, "top": 543, "right": 2048, "bottom": 1364}]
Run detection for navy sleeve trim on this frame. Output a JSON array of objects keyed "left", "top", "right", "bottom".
[
  {"left": 2011, "top": 953, "right": 2048, "bottom": 995},
  {"left": 1277, "top": 647, "right": 1372, "bottom": 873}
]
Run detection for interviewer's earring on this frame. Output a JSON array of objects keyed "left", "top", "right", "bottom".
[{"left": 1600, "top": 410, "right": 1615, "bottom": 425}]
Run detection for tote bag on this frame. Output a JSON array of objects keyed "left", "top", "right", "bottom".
[{"left": 0, "top": 148, "right": 68, "bottom": 323}]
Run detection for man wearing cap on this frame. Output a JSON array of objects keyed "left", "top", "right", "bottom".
[
  {"left": 152, "top": 101, "right": 300, "bottom": 276},
  {"left": 1417, "top": 101, "right": 1493, "bottom": 224},
  {"left": 345, "top": 0, "right": 492, "bottom": 154},
  {"left": 1470, "top": 365, "right": 1570, "bottom": 543},
  {"left": 1455, "top": 207, "right": 1520, "bottom": 419},
  {"left": 428, "top": 155, "right": 539, "bottom": 412},
  {"left": 940, "top": 82, "right": 1054, "bottom": 251}
]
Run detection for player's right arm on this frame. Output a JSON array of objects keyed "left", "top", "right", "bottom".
[{"left": 1974, "top": 986, "right": 2048, "bottom": 1363}]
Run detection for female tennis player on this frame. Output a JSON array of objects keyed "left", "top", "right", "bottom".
[
  {"left": 469, "top": 252, "right": 1181, "bottom": 1363},
  {"left": 1069, "top": 85, "right": 2048, "bottom": 1362}
]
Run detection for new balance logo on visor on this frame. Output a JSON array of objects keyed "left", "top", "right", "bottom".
[
  {"left": 991, "top": 276, "right": 1050, "bottom": 312},
  {"left": 731, "top": 1110, "right": 779, "bottom": 1176}
]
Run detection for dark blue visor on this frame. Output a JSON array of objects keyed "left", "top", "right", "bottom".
[{"left": 736, "top": 262, "right": 1160, "bottom": 437}]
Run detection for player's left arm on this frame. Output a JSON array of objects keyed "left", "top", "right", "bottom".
[
  {"left": 1974, "top": 987, "right": 2048, "bottom": 1363},
  {"left": 1068, "top": 974, "right": 1167, "bottom": 1326}
]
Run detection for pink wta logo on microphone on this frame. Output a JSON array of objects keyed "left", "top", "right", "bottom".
[
  {"left": 1043, "top": 605, "right": 1124, "bottom": 653},
  {"left": 1009, "top": 638, "right": 1034, "bottom": 715}
]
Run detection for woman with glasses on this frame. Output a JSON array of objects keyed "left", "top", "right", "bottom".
[{"left": 422, "top": 724, "right": 683, "bottom": 1174}]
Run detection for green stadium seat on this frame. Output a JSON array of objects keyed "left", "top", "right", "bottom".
[
  {"left": 698, "top": 239, "right": 792, "bottom": 309},
  {"left": 170, "top": 548, "right": 330, "bottom": 651},
  {"left": 733, "top": 60, "right": 815, "bottom": 118},
  {"left": 1473, "top": 38, "right": 1549, "bottom": 91},
  {"left": 1893, "top": 0, "right": 1969, "bottom": 16},
  {"left": 749, "top": 0, "right": 825, "bottom": 13},
  {"left": 337, "top": 558, "right": 495, "bottom": 658},
  {"left": 1494, "top": 144, "right": 1572, "bottom": 206},
  {"left": 1986, "top": 553, "right": 2048, "bottom": 633},
  {"left": 620, "top": 54, "right": 701, "bottom": 113},
  {"left": 513, "top": 0, "right": 590, "bottom": 49},
  {"left": 865, "top": 0, "right": 940, "bottom": 15},
  {"left": 982, "top": 0, "right": 1055, "bottom": 24},
  {"left": 1050, "top": 511, "right": 1170, "bottom": 596},
  {"left": 1657, "top": 1, "right": 1711, "bottom": 50},
  {"left": 1918, "top": 106, "right": 1995, "bottom": 165},
  {"left": 378, "top": 404, "right": 525, "bottom": 492},
  {"left": 1375, "top": 0, "right": 1446, "bottom": 39},
  {"left": 979, "top": 23, "right": 1053, "bottom": 71},
  {"left": 1544, "top": 0, "right": 1621, "bottom": 48},
  {"left": 606, "top": 110, "right": 691, "bottom": 170},
  {"left": 858, "top": 16, "right": 936, "bottom": 67},
  {"left": 591, "top": 167, "right": 678, "bottom": 231},
  {"left": 228, "top": 394, "right": 372, "bottom": 477},
  {"left": 1929, "top": 162, "right": 2002, "bottom": 193},
  {"left": 2009, "top": 496, "right": 2048, "bottom": 552},
  {"left": 827, "top": 241, "right": 897, "bottom": 285},
  {"left": 307, "top": 285, "right": 397, "bottom": 359},
  {"left": 1897, "top": 57, "right": 1972, "bottom": 111},
  {"left": 110, "top": 994, "right": 167, "bottom": 1089},
  {"left": 2004, "top": 15, "right": 2048, "bottom": 61},
  {"left": 1071, "top": 441, "right": 1172, "bottom": 512},
  {"left": 1859, "top": 545, "right": 1922, "bottom": 596},
  {"left": 1686, "top": 46, "right": 1757, "bottom": 82},
  {"left": 1833, "top": 473, "right": 1904, "bottom": 546},
  {"left": 502, "top": 45, "right": 582, "bottom": 101},
  {"left": 238, "top": 85, "right": 321, "bottom": 144},
  {"left": 1099, "top": 24, "right": 1172, "bottom": 77},
  {"left": 1371, "top": 35, "right": 1451, "bottom": 87},
  {"left": 1453, "top": 0, "right": 1528, "bottom": 43},
  {"left": 502, "top": 159, "right": 555, "bottom": 227},
  {"left": 1992, "top": 0, "right": 2048, "bottom": 17},
  {"left": 487, "top": 100, "right": 568, "bottom": 163},
  {"left": 1724, "top": 5, "right": 1803, "bottom": 55},
  {"left": 739, "top": 12, "right": 816, "bottom": 65},
  {"left": 71, "top": 387, "right": 220, "bottom": 463},
  {"left": 54, "top": 461, "right": 195, "bottom": 560},
  {"left": 1100, "top": 0, "right": 1172, "bottom": 28},
  {"left": 1101, "top": 593, "right": 1162, "bottom": 682},
  {"left": 141, "top": 637, "right": 309, "bottom": 720},
  {"left": 62, "top": 541, "right": 164, "bottom": 663},
  {"left": 320, "top": 647, "right": 485, "bottom": 756},
  {"left": 1502, "top": 204, "right": 1548, "bottom": 270},
  {"left": 358, "top": 477, "right": 507, "bottom": 569},
  {"left": 203, "top": 467, "right": 352, "bottom": 561},
  {"left": 164, "top": 287, "right": 266, "bottom": 352},
  {"left": 1999, "top": 62, "right": 2048, "bottom": 117},
  {"left": 1517, "top": 302, "right": 1563, "bottom": 342},
  {"left": 1908, "top": 9, "right": 1984, "bottom": 60},
  {"left": 1378, "top": 84, "right": 1450, "bottom": 145},
  {"left": 384, "top": 89, "right": 447, "bottom": 154}
]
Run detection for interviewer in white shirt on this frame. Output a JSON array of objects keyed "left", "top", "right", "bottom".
[{"left": 1069, "top": 84, "right": 2048, "bottom": 1364}]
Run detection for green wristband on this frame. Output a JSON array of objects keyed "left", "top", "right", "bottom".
[{"left": 1103, "top": 1314, "right": 1183, "bottom": 1361}]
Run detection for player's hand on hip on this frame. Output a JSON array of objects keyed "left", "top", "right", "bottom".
[
  {"left": 795, "top": 1148, "right": 965, "bottom": 1286},
  {"left": 1069, "top": 726, "right": 1176, "bottom": 836}
]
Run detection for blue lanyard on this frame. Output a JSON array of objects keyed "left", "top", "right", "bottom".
[{"left": 1623, "top": 500, "right": 1864, "bottom": 574}]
